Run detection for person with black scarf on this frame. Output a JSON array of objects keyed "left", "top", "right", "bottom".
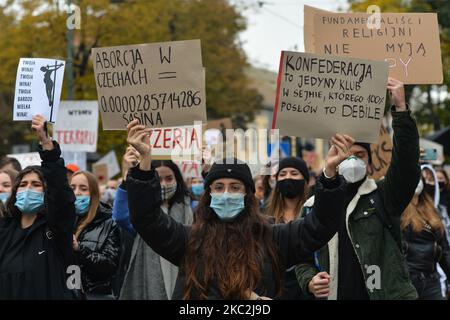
[{"left": 267, "top": 157, "right": 313, "bottom": 299}]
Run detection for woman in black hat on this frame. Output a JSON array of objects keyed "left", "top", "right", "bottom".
[
  {"left": 125, "top": 120, "right": 353, "bottom": 299},
  {"left": 267, "top": 156, "right": 313, "bottom": 299}
]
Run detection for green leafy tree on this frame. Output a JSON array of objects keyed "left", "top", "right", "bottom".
[{"left": 0, "top": 0, "right": 262, "bottom": 159}]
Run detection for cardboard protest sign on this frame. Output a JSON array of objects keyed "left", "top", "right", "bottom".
[
  {"left": 6, "top": 152, "right": 41, "bottom": 169},
  {"left": 54, "top": 101, "right": 99, "bottom": 152},
  {"left": 13, "top": 58, "right": 65, "bottom": 123},
  {"left": 94, "top": 150, "right": 120, "bottom": 179},
  {"left": 149, "top": 123, "right": 203, "bottom": 160},
  {"left": 92, "top": 163, "right": 108, "bottom": 185},
  {"left": 311, "top": 11, "right": 442, "bottom": 84},
  {"left": 178, "top": 162, "right": 202, "bottom": 179},
  {"left": 92, "top": 40, "right": 207, "bottom": 130},
  {"left": 303, "top": 5, "right": 331, "bottom": 52},
  {"left": 368, "top": 124, "right": 393, "bottom": 180},
  {"left": 272, "top": 51, "right": 389, "bottom": 143}
]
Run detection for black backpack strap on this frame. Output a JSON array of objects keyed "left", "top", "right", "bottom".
[{"left": 369, "top": 190, "right": 403, "bottom": 251}]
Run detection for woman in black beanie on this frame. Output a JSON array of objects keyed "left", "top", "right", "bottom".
[
  {"left": 267, "top": 156, "right": 311, "bottom": 299},
  {"left": 125, "top": 120, "right": 354, "bottom": 299},
  {"left": 268, "top": 157, "right": 310, "bottom": 224}
]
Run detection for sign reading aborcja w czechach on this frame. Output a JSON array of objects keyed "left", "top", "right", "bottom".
[
  {"left": 92, "top": 39, "right": 207, "bottom": 130},
  {"left": 272, "top": 51, "right": 389, "bottom": 144}
]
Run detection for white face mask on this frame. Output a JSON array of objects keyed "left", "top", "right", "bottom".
[
  {"left": 338, "top": 156, "right": 367, "bottom": 183},
  {"left": 415, "top": 179, "right": 424, "bottom": 195}
]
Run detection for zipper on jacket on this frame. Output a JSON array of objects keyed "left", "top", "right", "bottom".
[{"left": 345, "top": 207, "right": 371, "bottom": 297}]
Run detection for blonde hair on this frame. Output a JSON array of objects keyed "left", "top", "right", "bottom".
[
  {"left": 71, "top": 171, "right": 100, "bottom": 239},
  {"left": 401, "top": 191, "right": 444, "bottom": 235},
  {"left": 267, "top": 181, "right": 309, "bottom": 224}
]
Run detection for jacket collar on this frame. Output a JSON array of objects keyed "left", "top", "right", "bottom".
[
  {"left": 303, "top": 177, "right": 378, "bottom": 209},
  {"left": 346, "top": 177, "right": 377, "bottom": 218}
]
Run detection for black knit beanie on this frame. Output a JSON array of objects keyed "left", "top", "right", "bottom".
[
  {"left": 277, "top": 157, "right": 310, "bottom": 183},
  {"left": 204, "top": 158, "right": 255, "bottom": 193},
  {"left": 354, "top": 142, "right": 372, "bottom": 164}
]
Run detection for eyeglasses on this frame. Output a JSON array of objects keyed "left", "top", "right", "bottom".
[{"left": 210, "top": 182, "right": 246, "bottom": 194}]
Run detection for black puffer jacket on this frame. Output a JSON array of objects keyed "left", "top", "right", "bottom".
[
  {"left": 402, "top": 224, "right": 450, "bottom": 277},
  {"left": 127, "top": 167, "right": 346, "bottom": 299},
  {"left": 0, "top": 142, "right": 77, "bottom": 299},
  {"left": 76, "top": 203, "right": 121, "bottom": 295}
]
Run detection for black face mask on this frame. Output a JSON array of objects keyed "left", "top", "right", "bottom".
[
  {"left": 277, "top": 179, "right": 305, "bottom": 199},
  {"left": 424, "top": 183, "right": 435, "bottom": 196}
]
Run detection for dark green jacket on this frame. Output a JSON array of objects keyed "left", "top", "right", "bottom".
[{"left": 295, "top": 110, "right": 420, "bottom": 300}]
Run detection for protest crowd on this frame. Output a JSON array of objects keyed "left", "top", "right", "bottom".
[{"left": 0, "top": 3, "right": 450, "bottom": 302}]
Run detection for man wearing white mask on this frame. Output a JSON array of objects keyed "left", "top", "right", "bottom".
[{"left": 296, "top": 77, "right": 421, "bottom": 300}]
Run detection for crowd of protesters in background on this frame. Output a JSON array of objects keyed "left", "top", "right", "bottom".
[{"left": 1, "top": 79, "right": 450, "bottom": 300}]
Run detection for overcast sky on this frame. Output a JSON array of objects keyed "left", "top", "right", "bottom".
[
  {"left": 0, "top": 0, "right": 351, "bottom": 72},
  {"left": 235, "top": 0, "right": 349, "bottom": 71}
]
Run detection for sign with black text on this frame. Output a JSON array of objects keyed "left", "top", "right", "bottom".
[
  {"left": 13, "top": 58, "right": 65, "bottom": 123},
  {"left": 92, "top": 40, "right": 207, "bottom": 130},
  {"left": 272, "top": 51, "right": 389, "bottom": 143},
  {"left": 309, "top": 10, "right": 442, "bottom": 84}
]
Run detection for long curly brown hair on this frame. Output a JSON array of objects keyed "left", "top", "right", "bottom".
[
  {"left": 401, "top": 188, "right": 444, "bottom": 235},
  {"left": 182, "top": 185, "right": 283, "bottom": 300}
]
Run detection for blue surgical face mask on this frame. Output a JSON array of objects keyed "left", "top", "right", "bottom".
[
  {"left": 210, "top": 192, "right": 245, "bottom": 221},
  {"left": 191, "top": 183, "right": 204, "bottom": 197},
  {"left": 0, "top": 192, "right": 10, "bottom": 204},
  {"left": 75, "top": 195, "right": 91, "bottom": 216},
  {"left": 15, "top": 189, "right": 44, "bottom": 215}
]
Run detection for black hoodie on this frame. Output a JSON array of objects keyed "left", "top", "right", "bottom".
[{"left": 0, "top": 142, "right": 77, "bottom": 300}]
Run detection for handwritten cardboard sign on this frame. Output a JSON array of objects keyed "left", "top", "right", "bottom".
[
  {"left": 310, "top": 11, "right": 442, "bottom": 84},
  {"left": 272, "top": 51, "right": 389, "bottom": 143},
  {"left": 54, "top": 101, "right": 99, "bottom": 152},
  {"left": 92, "top": 40, "right": 207, "bottom": 130},
  {"left": 368, "top": 124, "right": 392, "bottom": 180},
  {"left": 149, "top": 124, "right": 203, "bottom": 160},
  {"left": 303, "top": 5, "right": 330, "bottom": 52},
  {"left": 13, "top": 58, "right": 65, "bottom": 123},
  {"left": 178, "top": 162, "right": 202, "bottom": 179}
]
